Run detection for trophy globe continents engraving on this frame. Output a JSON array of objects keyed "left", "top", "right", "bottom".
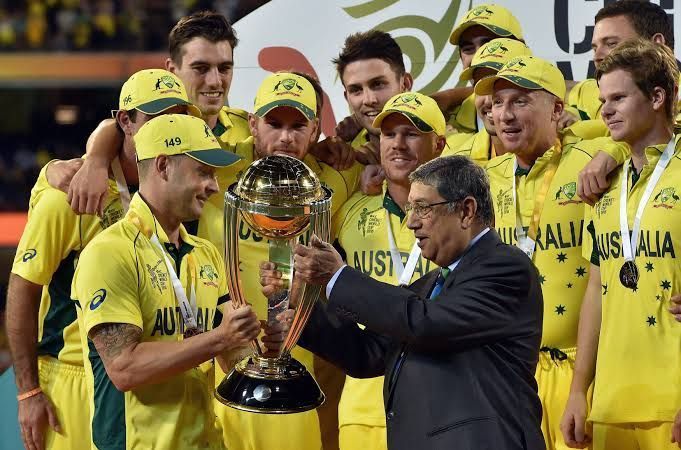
[{"left": 218, "top": 154, "right": 332, "bottom": 413}]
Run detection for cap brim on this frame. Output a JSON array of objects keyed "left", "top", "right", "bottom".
[
  {"left": 474, "top": 74, "right": 543, "bottom": 96},
  {"left": 185, "top": 148, "right": 242, "bottom": 167},
  {"left": 460, "top": 60, "right": 505, "bottom": 82},
  {"left": 255, "top": 99, "right": 316, "bottom": 120},
  {"left": 136, "top": 98, "right": 202, "bottom": 118},
  {"left": 373, "top": 109, "right": 434, "bottom": 134},
  {"left": 449, "top": 21, "right": 513, "bottom": 45}
]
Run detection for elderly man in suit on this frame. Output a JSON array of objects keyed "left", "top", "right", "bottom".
[{"left": 261, "top": 155, "right": 545, "bottom": 450}]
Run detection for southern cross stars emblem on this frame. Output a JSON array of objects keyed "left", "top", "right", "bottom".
[
  {"left": 556, "top": 252, "right": 567, "bottom": 263},
  {"left": 645, "top": 262, "right": 654, "bottom": 272},
  {"left": 661, "top": 280, "right": 672, "bottom": 291},
  {"left": 538, "top": 274, "right": 546, "bottom": 284},
  {"left": 647, "top": 316, "right": 657, "bottom": 326},
  {"left": 555, "top": 305, "right": 566, "bottom": 315},
  {"left": 576, "top": 266, "right": 587, "bottom": 277},
  {"left": 566, "top": 283, "right": 573, "bottom": 289},
  {"left": 602, "top": 284, "right": 608, "bottom": 295}
]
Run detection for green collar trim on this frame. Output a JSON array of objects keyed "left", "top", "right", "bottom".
[
  {"left": 383, "top": 190, "right": 406, "bottom": 221},
  {"left": 164, "top": 241, "right": 194, "bottom": 274},
  {"left": 212, "top": 121, "right": 228, "bottom": 137},
  {"left": 515, "top": 164, "right": 531, "bottom": 177}
]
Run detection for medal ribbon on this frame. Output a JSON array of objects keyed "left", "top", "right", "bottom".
[
  {"left": 385, "top": 210, "right": 421, "bottom": 286},
  {"left": 129, "top": 211, "right": 199, "bottom": 333},
  {"left": 111, "top": 157, "right": 131, "bottom": 212},
  {"left": 513, "top": 139, "right": 563, "bottom": 259},
  {"left": 619, "top": 138, "right": 675, "bottom": 263}
]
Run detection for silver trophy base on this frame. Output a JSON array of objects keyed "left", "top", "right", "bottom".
[{"left": 215, "top": 355, "right": 325, "bottom": 414}]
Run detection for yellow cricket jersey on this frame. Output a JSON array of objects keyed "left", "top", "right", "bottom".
[
  {"left": 350, "top": 128, "right": 370, "bottom": 149},
  {"left": 214, "top": 106, "right": 251, "bottom": 147},
  {"left": 443, "top": 128, "right": 494, "bottom": 167},
  {"left": 568, "top": 79, "right": 601, "bottom": 121},
  {"left": 486, "top": 136, "right": 621, "bottom": 350},
  {"left": 73, "top": 193, "right": 227, "bottom": 450},
  {"left": 332, "top": 184, "right": 434, "bottom": 429},
  {"left": 583, "top": 137, "right": 681, "bottom": 424},
  {"left": 11, "top": 164, "right": 124, "bottom": 366},
  {"left": 447, "top": 93, "right": 477, "bottom": 134}
]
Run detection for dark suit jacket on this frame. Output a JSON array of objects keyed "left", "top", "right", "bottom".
[{"left": 299, "top": 230, "right": 544, "bottom": 450}]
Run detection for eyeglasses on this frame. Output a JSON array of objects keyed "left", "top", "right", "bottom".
[{"left": 404, "top": 200, "right": 451, "bottom": 219}]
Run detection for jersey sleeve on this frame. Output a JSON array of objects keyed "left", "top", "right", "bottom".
[
  {"left": 74, "top": 237, "right": 143, "bottom": 335},
  {"left": 12, "top": 187, "right": 79, "bottom": 286}
]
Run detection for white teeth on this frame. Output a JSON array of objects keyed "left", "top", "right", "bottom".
[{"left": 202, "top": 92, "right": 221, "bottom": 97}]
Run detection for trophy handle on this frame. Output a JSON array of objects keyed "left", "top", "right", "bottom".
[
  {"left": 281, "top": 205, "right": 331, "bottom": 355},
  {"left": 224, "top": 195, "right": 263, "bottom": 355}
]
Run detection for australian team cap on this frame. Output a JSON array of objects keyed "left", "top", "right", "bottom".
[
  {"left": 253, "top": 72, "right": 317, "bottom": 121},
  {"left": 449, "top": 4, "right": 524, "bottom": 45},
  {"left": 372, "top": 92, "right": 446, "bottom": 137},
  {"left": 459, "top": 38, "right": 532, "bottom": 82},
  {"left": 134, "top": 114, "right": 241, "bottom": 167},
  {"left": 474, "top": 55, "right": 566, "bottom": 100},
  {"left": 113, "top": 69, "right": 201, "bottom": 118}
]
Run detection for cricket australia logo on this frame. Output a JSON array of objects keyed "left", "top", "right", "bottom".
[
  {"left": 147, "top": 259, "right": 168, "bottom": 293},
  {"left": 595, "top": 193, "right": 614, "bottom": 218},
  {"left": 274, "top": 78, "right": 303, "bottom": 92},
  {"left": 358, "top": 207, "right": 382, "bottom": 237},
  {"left": 653, "top": 187, "right": 680, "bottom": 209},
  {"left": 496, "top": 188, "right": 513, "bottom": 218},
  {"left": 199, "top": 264, "right": 219, "bottom": 288},
  {"left": 155, "top": 75, "right": 181, "bottom": 90},
  {"left": 392, "top": 93, "right": 423, "bottom": 108},
  {"left": 504, "top": 57, "right": 527, "bottom": 72},
  {"left": 467, "top": 6, "right": 494, "bottom": 19},
  {"left": 483, "top": 41, "right": 508, "bottom": 58},
  {"left": 555, "top": 182, "right": 582, "bottom": 205}
]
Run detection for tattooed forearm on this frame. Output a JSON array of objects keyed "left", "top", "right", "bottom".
[{"left": 90, "top": 323, "right": 142, "bottom": 359}]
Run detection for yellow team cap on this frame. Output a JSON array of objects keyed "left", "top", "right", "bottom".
[
  {"left": 474, "top": 55, "right": 566, "bottom": 99},
  {"left": 253, "top": 72, "right": 317, "bottom": 120},
  {"left": 134, "top": 114, "right": 241, "bottom": 167},
  {"left": 114, "top": 69, "right": 201, "bottom": 118},
  {"left": 449, "top": 4, "right": 524, "bottom": 45},
  {"left": 459, "top": 38, "right": 532, "bottom": 82},
  {"left": 372, "top": 92, "right": 446, "bottom": 137}
]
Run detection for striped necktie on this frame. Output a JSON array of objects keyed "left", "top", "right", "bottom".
[{"left": 429, "top": 267, "right": 451, "bottom": 299}]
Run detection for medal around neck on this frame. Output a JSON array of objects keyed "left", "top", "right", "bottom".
[
  {"left": 619, "top": 260, "right": 639, "bottom": 289},
  {"left": 217, "top": 155, "right": 332, "bottom": 414}
]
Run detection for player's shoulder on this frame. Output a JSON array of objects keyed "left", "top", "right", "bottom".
[
  {"left": 335, "top": 191, "right": 382, "bottom": 232},
  {"left": 79, "top": 219, "right": 137, "bottom": 263},
  {"left": 485, "top": 151, "right": 514, "bottom": 174},
  {"left": 221, "top": 106, "right": 249, "bottom": 122}
]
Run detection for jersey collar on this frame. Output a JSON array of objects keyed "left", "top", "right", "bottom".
[
  {"left": 382, "top": 182, "right": 406, "bottom": 221},
  {"left": 126, "top": 193, "right": 202, "bottom": 248}
]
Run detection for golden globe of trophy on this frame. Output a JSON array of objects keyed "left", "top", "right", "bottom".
[{"left": 216, "top": 155, "right": 332, "bottom": 413}]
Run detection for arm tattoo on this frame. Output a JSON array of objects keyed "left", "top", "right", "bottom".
[{"left": 90, "top": 323, "right": 142, "bottom": 360}]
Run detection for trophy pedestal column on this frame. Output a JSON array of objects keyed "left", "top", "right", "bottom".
[{"left": 216, "top": 355, "right": 325, "bottom": 414}]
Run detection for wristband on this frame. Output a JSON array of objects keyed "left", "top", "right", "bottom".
[{"left": 17, "top": 387, "right": 42, "bottom": 401}]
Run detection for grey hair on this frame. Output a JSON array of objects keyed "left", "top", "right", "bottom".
[{"left": 409, "top": 155, "right": 494, "bottom": 226}]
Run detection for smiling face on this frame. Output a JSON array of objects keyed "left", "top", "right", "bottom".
[
  {"left": 379, "top": 113, "right": 443, "bottom": 186},
  {"left": 167, "top": 37, "right": 234, "bottom": 119},
  {"left": 491, "top": 79, "right": 562, "bottom": 162},
  {"left": 249, "top": 106, "right": 318, "bottom": 160},
  {"left": 599, "top": 68, "right": 660, "bottom": 146},
  {"left": 342, "top": 58, "right": 411, "bottom": 135},
  {"left": 592, "top": 15, "right": 640, "bottom": 68},
  {"left": 167, "top": 155, "right": 219, "bottom": 221},
  {"left": 472, "top": 66, "right": 498, "bottom": 135}
]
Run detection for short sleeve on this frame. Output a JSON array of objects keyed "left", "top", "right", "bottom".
[
  {"left": 12, "top": 187, "right": 79, "bottom": 285},
  {"left": 73, "top": 237, "right": 143, "bottom": 335}
]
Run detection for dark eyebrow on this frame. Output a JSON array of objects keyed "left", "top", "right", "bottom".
[{"left": 189, "top": 59, "right": 233, "bottom": 67}]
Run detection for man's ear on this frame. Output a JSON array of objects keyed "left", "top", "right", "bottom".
[
  {"left": 308, "top": 119, "right": 320, "bottom": 145},
  {"left": 651, "top": 86, "right": 667, "bottom": 112},
  {"left": 116, "top": 110, "right": 134, "bottom": 136},
  {"left": 248, "top": 114, "right": 259, "bottom": 137},
  {"left": 552, "top": 98, "right": 565, "bottom": 123},
  {"left": 651, "top": 32, "right": 666, "bottom": 46},
  {"left": 459, "top": 196, "right": 478, "bottom": 229},
  {"left": 402, "top": 73, "right": 414, "bottom": 91},
  {"left": 434, "top": 136, "right": 446, "bottom": 157},
  {"left": 155, "top": 155, "right": 171, "bottom": 181},
  {"left": 165, "top": 57, "right": 176, "bottom": 73}
]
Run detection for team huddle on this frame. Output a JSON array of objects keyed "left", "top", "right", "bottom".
[{"left": 6, "top": 1, "right": 681, "bottom": 450}]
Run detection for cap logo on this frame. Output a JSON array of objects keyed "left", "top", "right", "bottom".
[
  {"left": 274, "top": 78, "right": 304, "bottom": 93},
  {"left": 467, "top": 6, "right": 494, "bottom": 19},
  {"left": 392, "top": 94, "right": 423, "bottom": 108},
  {"left": 482, "top": 41, "right": 508, "bottom": 58},
  {"left": 122, "top": 94, "right": 133, "bottom": 106},
  {"left": 504, "top": 57, "right": 527, "bottom": 73},
  {"left": 155, "top": 75, "right": 181, "bottom": 91}
]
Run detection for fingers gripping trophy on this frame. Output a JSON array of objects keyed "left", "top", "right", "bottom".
[{"left": 217, "top": 154, "right": 332, "bottom": 413}]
